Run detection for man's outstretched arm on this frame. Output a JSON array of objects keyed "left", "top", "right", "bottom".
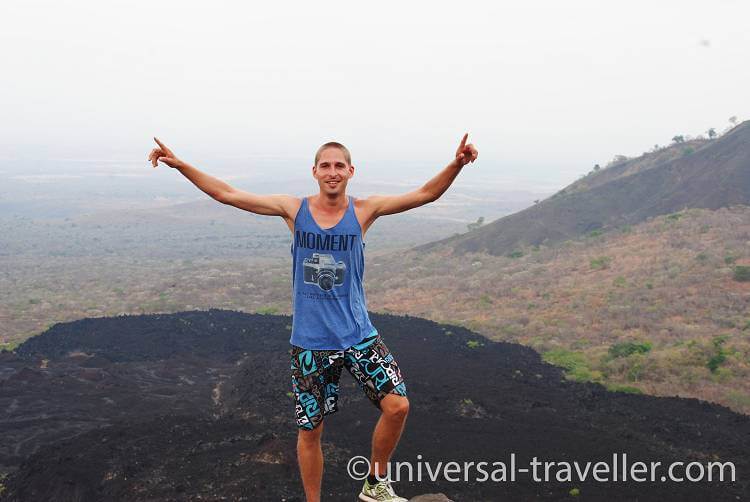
[
  {"left": 366, "top": 133, "right": 479, "bottom": 218},
  {"left": 147, "top": 137, "right": 295, "bottom": 218}
]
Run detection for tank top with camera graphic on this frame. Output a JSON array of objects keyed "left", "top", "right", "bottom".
[{"left": 290, "top": 195, "right": 378, "bottom": 349}]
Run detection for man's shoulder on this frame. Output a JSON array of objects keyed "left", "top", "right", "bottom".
[
  {"left": 282, "top": 195, "right": 304, "bottom": 216},
  {"left": 351, "top": 195, "right": 379, "bottom": 219},
  {"left": 352, "top": 194, "right": 378, "bottom": 210}
]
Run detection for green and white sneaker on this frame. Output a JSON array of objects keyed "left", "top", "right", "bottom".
[{"left": 358, "top": 477, "right": 408, "bottom": 502}]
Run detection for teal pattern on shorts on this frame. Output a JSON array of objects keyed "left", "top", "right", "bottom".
[{"left": 290, "top": 331, "right": 407, "bottom": 430}]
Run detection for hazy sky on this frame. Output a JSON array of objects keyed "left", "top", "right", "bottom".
[{"left": 1, "top": 0, "right": 748, "bottom": 187}]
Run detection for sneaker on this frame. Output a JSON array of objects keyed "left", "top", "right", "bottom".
[{"left": 358, "top": 477, "right": 408, "bottom": 502}]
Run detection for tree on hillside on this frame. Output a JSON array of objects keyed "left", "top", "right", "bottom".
[
  {"left": 593, "top": 164, "right": 601, "bottom": 171},
  {"left": 729, "top": 116, "right": 738, "bottom": 126},
  {"left": 467, "top": 216, "right": 485, "bottom": 232},
  {"left": 672, "top": 135, "right": 685, "bottom": 144},
  {"left": 707, "top": 128, "right": 717, "bottom": 139},
  {"left": 606, "top": 154, "right": 629, "bottom": 168}
]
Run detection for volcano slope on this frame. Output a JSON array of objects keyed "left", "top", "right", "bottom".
[
  {"left": 0, "top": 310, "right": 747, "bottom": 501},
  {"left": 417, "top": 121, "right": 750, "bottom": 257}
]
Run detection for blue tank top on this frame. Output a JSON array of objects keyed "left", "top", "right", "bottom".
[{"left": 289, "top": 195, "right": 378, "bottom": 349}]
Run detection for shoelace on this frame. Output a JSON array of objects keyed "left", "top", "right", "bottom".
[{"left": 373, "top": 479, "right": 396, "bottom": 498}]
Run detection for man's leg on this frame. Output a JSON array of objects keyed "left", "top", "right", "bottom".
[
  {"left": 297, "top": 421, "right": 325, "bottom": 502},
  {"left": 370, "top": 394, "right": 409, "bottom": 479},
  {"left": 291, "top": 346, "right": 345, "bottom": 501},
  {"left": 343, "top": 332, "right": 410, "bottom": 483}
]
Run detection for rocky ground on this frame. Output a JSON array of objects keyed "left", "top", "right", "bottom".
[{"left": 0, "top": 310, "right": 748, "bottom": 501}]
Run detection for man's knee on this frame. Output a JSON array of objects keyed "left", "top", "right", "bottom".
[
  {"left": 381, "top": 394, "right": 409, "bottom": 420},
  {"left": 298, "top": 421, "right": 325, "bottom": 445}
]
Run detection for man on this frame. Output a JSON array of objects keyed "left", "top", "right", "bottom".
[{"left": 147, "top": 135, "right": 478, "bottom": 501}]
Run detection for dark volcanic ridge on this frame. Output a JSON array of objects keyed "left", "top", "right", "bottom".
[
  {"left": 1, "top": 310, "right": 748, "bottom": 501},
  {"left": 419, "top": 121, "right": 750, "bottom": 256}
]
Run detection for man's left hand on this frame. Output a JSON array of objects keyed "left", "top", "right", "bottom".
[{"left": 455, "top": 133, "right": 479, "bottom": 167}]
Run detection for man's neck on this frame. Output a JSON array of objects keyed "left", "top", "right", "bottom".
[{"left": 313, "top": 192, "right": 348, "bottom": 209}]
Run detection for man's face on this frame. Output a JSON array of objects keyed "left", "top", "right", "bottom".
[{"left": 313, "top": 148, "right": 354, "bottom": 195}]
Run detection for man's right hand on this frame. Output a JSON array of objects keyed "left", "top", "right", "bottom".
[{"left": 148, "top": 137, "right": 184, "bottom": 169}]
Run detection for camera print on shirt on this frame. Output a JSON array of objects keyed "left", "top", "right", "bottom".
[{"left": 302, "top": 253, "right": 346, "bottom": 291}]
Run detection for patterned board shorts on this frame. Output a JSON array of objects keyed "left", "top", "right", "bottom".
[{"left": 290, "top": 331, "right": 408, "bottom": 430}]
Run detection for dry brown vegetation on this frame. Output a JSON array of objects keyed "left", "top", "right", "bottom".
[
  {"left": 0, "top": 204, "right": 469, "bottom": 348},
  {"left": 2, "top": 205, "right": 749, "bottom": 415},
  {"left": 365, "top": 205, "right": 750, "bottom": 414},
  {"left": 0, "top": 255, "right": 293, "bottom": 348}
]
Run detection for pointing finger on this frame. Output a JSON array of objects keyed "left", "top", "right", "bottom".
[
  {"left": 154, "top": 137, "right": 171, "bottom": 155},
  {"left": 459, "top": 133, "right": 468, "bottom": 150}
]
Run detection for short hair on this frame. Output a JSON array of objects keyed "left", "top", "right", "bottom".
[{"left": 314, "top": 142, "right": 352, "bottom": 166}]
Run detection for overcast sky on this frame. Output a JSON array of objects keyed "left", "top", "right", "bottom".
[{"left": 1, "top": 0, "right": 748, "bottom": 187}]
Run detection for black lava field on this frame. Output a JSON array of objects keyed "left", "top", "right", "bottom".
[{"left": 1, "top": 310, "right": 747, "bottom": 501}]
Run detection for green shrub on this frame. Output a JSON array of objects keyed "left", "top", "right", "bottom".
[
  {"left": 711, "top": 367, "right": 733, "bottom": 383},
  {"left": 507, "top": 250, "right": 524, "bottom": 259},
  {"left": 542, "top": 349, "right": 601, "bottom": 382},
  {"left": 257, "top": 306, "right": 279, "bottom": 315},
  {"left": 707, "top": 353, "right": 726, "bottom": 373},
  {"left": 713, "top": 334, "right": 730, "bottom": 348},
  {"left": 543, "top": 349, "right": 585, "bottom": 371},
  {"left": 608, "top": 341, "right": 653, "bottom": 359},
  {"left": 605, "top": 383, "right": 643, "bottom": 394},
  {"left": 707, "top": 335, "right": 730, "bottom": 373},
  {"left": 587, "top": 229, "right": 603, "bottom": 238},
  {"left": 724, "top": 255, "right": 737, "bottom": 265},
  {"left": 478, "top": 295, "right": 493, "bottom": 307},
  {"left": 733, "top": 266, "right": 750, "bottom": 282},
  {"left": 571, "top": 367, "right": 602, "bottom": 383},
  {"left": 666, "top": 212, "right": 683, "bottom": 221},
  {"left": 466, "top": 340, "right": 484, "bottom": 349},
  {"left": 667, "top": 265, "right": 681, "bottom": 279},
  {"left": 590, "top": 256, "right": 611, "bottom": 270},
  {"left": 569, "top": 487, "right": 581, "bottom": 497},
  {"left": 626, "top": 357, "right": 646, "bottom": 382},
  {"left": 612, "top": 276, "right": 627, "bottom": 287},
  {"left": 695, "top": 252, "right": 708, "bottom": 263},
  {"left": 0, "top": 341, "right": 21, "bottom": 352}
]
